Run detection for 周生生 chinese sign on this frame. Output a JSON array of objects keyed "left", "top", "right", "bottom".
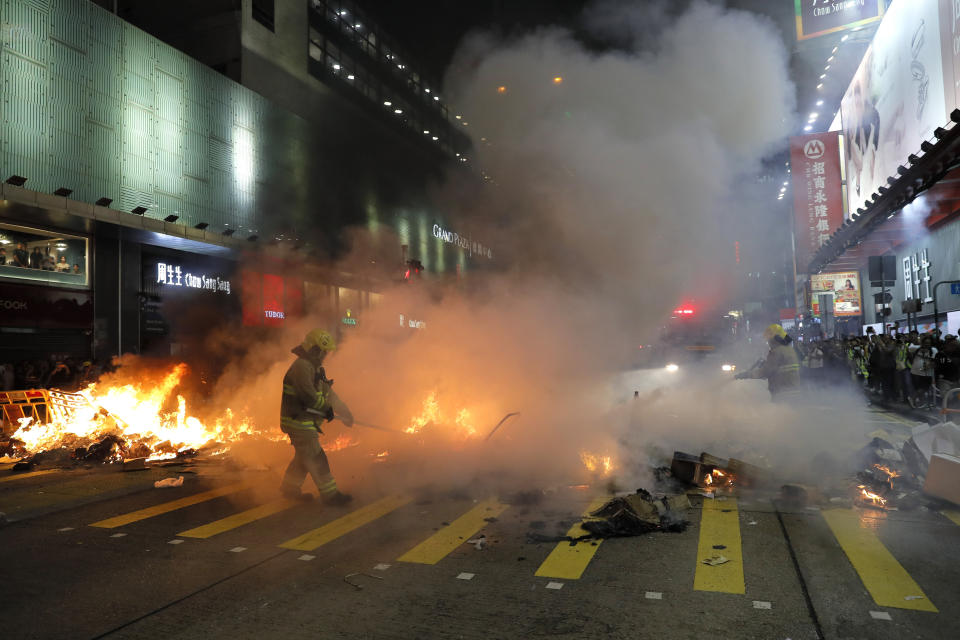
[{"left": 790, "top": 132, "right": 845, "bottom": 272}]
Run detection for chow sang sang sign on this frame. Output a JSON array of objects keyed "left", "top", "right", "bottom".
[{"left": 795, "top": 0, "right": 885, "bottom": 41}]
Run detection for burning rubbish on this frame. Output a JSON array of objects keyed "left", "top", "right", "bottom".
[
  {"left": 0, "top": 363, "right": 269, "bottom": 469},
  {"left": 579, "top": 451, "right": 615, "bottom": 477},
  {"left": 528, "top": 489, "right": 691, "bottom": 543}
]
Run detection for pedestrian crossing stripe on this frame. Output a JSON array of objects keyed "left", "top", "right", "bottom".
[
  {"left": 693, "top": 497, "right": 745, "bottom": 594},
  {"left": 178, "top": 498, "right": 298, "bottom": 539},
  {"left": 398, "top": 499, "right": 509, "bottom": 565},
  {"left": 89, "top": 482, "right": 252, "bottom": 529},
  {"left": 278, "top": 495, "right": 412, "bottom": 551},
  {"left": 0, "top": 469, "right": 59, "bottom": 484},
  {"left": 941, "top": 510, "right": 960, "bottom": 527},
  {"left": 822, "top": 508, "right": 937, "bottom": 612},
  {"left": 534, "top": 496, "right": 608, "bottom": 580}
]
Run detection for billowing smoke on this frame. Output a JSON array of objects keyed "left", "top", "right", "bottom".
[{"left": 443, "top": 0, "right": 794, "bottom": 326}]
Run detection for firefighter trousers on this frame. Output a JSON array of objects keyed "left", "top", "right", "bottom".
[{"left": 280, "top": 428, "right": 337, "bottom": 496}]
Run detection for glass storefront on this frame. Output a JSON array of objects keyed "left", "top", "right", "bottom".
[{"left": 0, "top": 222, "right": 89, "bottom": 287}]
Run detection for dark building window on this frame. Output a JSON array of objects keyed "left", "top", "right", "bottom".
[{"left": 253, "top": 0, "right": 275, "bottom": 31}]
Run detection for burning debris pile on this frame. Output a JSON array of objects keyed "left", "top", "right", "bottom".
[
  {"left": 665, "top": 450, "right": 769, "bottom": 493},
  {"left": 581, "top": 490, "right": 691, "bottom": 538},
  {"left": 845, "top": 423, "right": 960, "bottom": 510},
  {"left": 0, "top": 364, "right": 271, "bottom": 469}
]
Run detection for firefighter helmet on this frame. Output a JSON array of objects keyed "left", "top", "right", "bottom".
[
  {"left": 763, "top": 323, "right": 786, "bottom": 341},
  {"left": 302, "top": 329, "right": 337, "bottom": 352}
]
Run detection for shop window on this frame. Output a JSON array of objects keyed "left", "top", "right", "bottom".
[
  {"left": 252, "top": 0, "right": 275, "bottom": 32},
  {"left": 0, "top": 223, "right": 88, "bottom": 288}
]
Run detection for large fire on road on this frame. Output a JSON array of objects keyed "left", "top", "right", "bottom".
[{"left": 3, "top": 364, "right": 268, "bottom": 463}]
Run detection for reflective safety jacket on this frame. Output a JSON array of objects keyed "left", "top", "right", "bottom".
[
  {"left": 752, "top": 336, "right": 801, "bottom": 397},
  {"left": 280, "top": 346, "right": 343, "bottom": 433}
]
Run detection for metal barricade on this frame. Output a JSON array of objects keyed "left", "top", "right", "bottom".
[
  {"left": 0, "top": 389, "right": 90, "bottom": 431},
  {"left": 940, "top": 387, "right": 960, "bottom": 423}
]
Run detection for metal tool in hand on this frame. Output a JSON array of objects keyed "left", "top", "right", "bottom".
[{"left": 306, "top": 408, "right": 404, "bottom": 434}]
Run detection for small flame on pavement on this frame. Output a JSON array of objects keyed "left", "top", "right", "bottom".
[
  {"left": 404, "top": 390, "right": 478, "bottom": 439},
  {"left": 325, "top": 434, "right": 359, "bottom": 452},
  {"left": 580, "top": 451, "right": 615, "bottom": 476},
  {"left": 857, "top": 484, "right": 887, "bottom": 507}
]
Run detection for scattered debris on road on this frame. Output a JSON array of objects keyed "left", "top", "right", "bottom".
[{"left": 154, "top": 476, "right": 184, "bottom": 488}]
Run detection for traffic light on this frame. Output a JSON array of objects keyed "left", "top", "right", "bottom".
[{"left": 403, "top": 259, "right": 424, "bottom": 281}]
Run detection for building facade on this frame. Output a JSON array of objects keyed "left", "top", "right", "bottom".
[{"left": 0, "top": 0, "right": 490, "bottom": 364}]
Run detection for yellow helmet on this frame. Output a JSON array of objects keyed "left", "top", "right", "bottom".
[
  {"left": 302, "top": 328, "right": 337, "bottom": 352},
  {"left": 763, "top": 323, "right": 786, "bottom": 340}
]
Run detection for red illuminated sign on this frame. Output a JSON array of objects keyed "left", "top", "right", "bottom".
[{"left": 240, "top": 270, "right": 304, "bottom": 327}]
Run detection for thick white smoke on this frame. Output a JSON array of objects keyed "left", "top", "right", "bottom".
[{"left": 445, "top": 0, "right": 795, "bottom": 327}]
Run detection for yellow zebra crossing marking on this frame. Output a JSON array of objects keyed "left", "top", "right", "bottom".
[
  {"left": 534, "top": 496, "right": 607, "bottom": 580},
  {"left": 941, "top": 510, "right": 960, "bottom": 527},
  {"left": 279, "top": 495, "right": 412, "bottom": 551},
  {"left": 178, "top": 498, "right": 298, "bottom": 539},
  {"left": 693, "top": 497, "right": 744, "bottom": 594},
  {"left": 0, "top": 469, "right": 59, "bottom": 484},
  {"left": 90, "top": 482, "right": 251, "bottom": 529},
  {"left": 822, "top": 508, "right": 937, "bottom": 612},
  {"left": 398, "top": 499, "right": 509, "bottom": 564}
]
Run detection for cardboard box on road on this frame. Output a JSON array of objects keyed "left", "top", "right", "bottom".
[{"left": 922, "top": 453, "right": 960, "bottom": 505}]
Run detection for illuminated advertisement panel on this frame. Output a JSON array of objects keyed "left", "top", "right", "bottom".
[
  {"left": 841, "top": 0, "right": 947, "bottom": 215},
  {"left": 812, "top": 271, "right": 862, "bottom": 317},
  {"left": 790, "top": 132, "right": 845, "bottom": 271},
  {"left": 240, "top": 270, "right": 304, "bottom": 327}
]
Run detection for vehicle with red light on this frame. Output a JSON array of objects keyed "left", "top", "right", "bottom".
[{"left": 634, "top": 304, "right": 739, "bottom": 372}]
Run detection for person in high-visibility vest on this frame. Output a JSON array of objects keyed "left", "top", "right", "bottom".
[
  {"left": 279, "top": 328, "right": 354, "bottom": 505},
  {"left": 736, "top": 324, "right": 801, "bottom": 400}
]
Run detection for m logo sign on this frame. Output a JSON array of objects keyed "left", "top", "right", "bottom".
[{"left": 803, "top": 140, "right": 825, "bottom": 159}]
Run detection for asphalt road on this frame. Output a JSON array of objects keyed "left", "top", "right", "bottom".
[{"left": 1, "top": 410, "right": 957, "bottom": 640}]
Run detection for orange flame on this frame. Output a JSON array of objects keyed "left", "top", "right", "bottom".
[
  {"left": 10, "top": 364, "right": 269, "bottom": 460},
  {"left": 404, "top": 390, "right": 478, "bottom": 439},
  {"left": 580, "top": 451, "right": 615, "bottom": 476},
  {"left": 325, "top": 434, "right": 358, "bottom": 452},
  {"left": 857, "top": 484, "right": 887, "bottom": 506}
]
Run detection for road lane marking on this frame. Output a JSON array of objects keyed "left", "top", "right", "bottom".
[
  {"left": 941, "top": 510, "right": 960, "bottom": 527},
  {"left": 753, "top": 601, "right": 772, "bottom": 609},
  {"left": 278, "top": 495, "right": 411, "bottom": 551},
  {"left": 545, "top": 581, "right": 563, "bottom": 590},
  {"left": 456, "top": 572, "right": 474, "bottom": 580},
  {"left": 870, "top": 611, "right": 892, "bottom": 620},
  {"left": 229, "top": 546, "right": 246, "bottom": 553},
  {"left": 297, "top": 554, "right": 315, "bottom": 561},
  {"left": 168, "top": 539, "right": 183, "bottom": 545},
  {"left": 0, "top": 469, "right": 59, "bottom": 483},
  {"left": 534, "top": 496, "right": 607, "bottom": 580},
  {"left": 645, "top": 592, "right": 662, "bottom": 600},
  {"left": 178, "top": 498, "right": 297, "bottom": 539},
  {"left": 397, "top": 499, "right": 509, "bottom": 565},
  {"left": 821, "top": 509, "right": 937, "bottom": 612},
  {"left": 90, "top": 482, "right": 251, "bottom": 529},
  {"left": 694, "top": 497, "right": 744, "bottom": 594}
]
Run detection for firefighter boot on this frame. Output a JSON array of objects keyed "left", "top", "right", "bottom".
[{"left": 322, "top": 490, "right": 353, "bottom": 506}]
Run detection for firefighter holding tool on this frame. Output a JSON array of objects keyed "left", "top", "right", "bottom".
[
  {"left": 279, "top": 328, "right": 354, "bottom": 505},
  {"left": 735, "top": 323, "right": 801, "bottom": 401}
]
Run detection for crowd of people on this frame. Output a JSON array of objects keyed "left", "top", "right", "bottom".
[
  {"left": 0, "top": 241, "right": 82, "bottom": 273},
  {"left": 0, "top": 357, "right": 102, "bottom": 393},
  {"left": 793, "top": 328, "right": 960, "bottom": 409}
]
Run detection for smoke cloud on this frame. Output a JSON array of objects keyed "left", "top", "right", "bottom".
[{"left": 100, "top": 2, "right": 886, "bottom": 499}]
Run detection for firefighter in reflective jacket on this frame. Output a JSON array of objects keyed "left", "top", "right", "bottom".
[
  {"left": 736, "top": 324, "right": 801, "bottom": 399},
  {"left": 280, "top": 328, "right": 354, "bottom": 505}
]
